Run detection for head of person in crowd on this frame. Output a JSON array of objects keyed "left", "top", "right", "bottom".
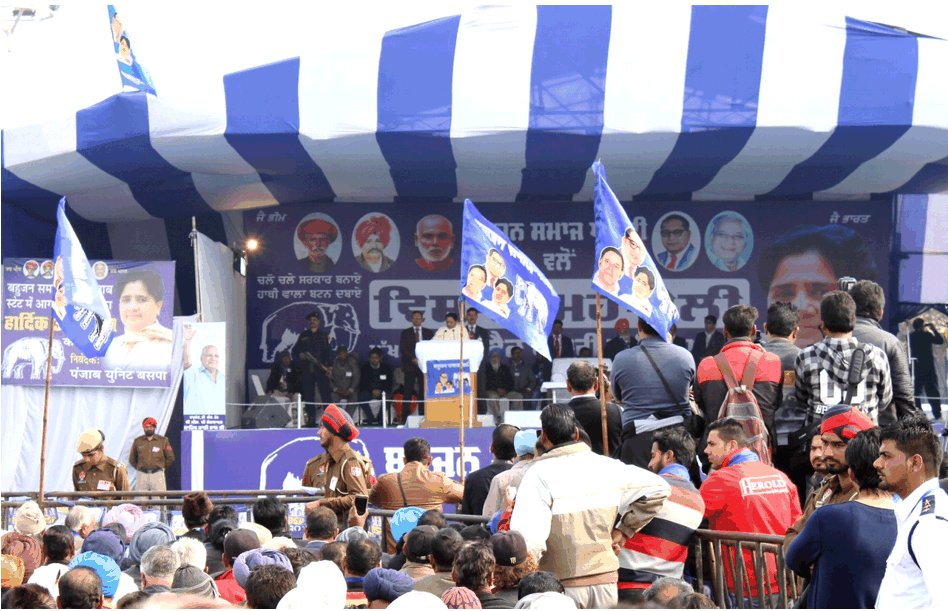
[
  {"left": 704, "top": 418, "right": 749, "bottom": 470},
  {"left": 12, "top": 502, "right": 45, "bottom": 538},
  {"left": 849, "top": 280, "right": 886, "bottom": 322},
  {"left": 364, "top": 567, "right": 415, "bottom": 608},
  {"left": 489, "top": 531, "right": 536, "bottom": 594},
  {"left": 64, "top": 507, "right": 97, "bottom": 541},
  {"left": 875, "top": 415, "right": 944, "bottom": 499},
  {"left": 245, "top": 564, "right": 296, "bottom": 609},
  {"left": 648, "top": 426, "right": 696, "bottom": 474},
  {"left": 566, "top": 360, "right": 597, "bottom": 396},
  {"left": 820, "top": 290, "right": 857, "bottom": 337},
  {"left": 514, "top": 430, "right": 538, "bottom": 461},
  {"left": 208, "top": 505, "right": 238, "bottom": 529},
  {"left": 810, "top": 432, "right": 828, "bottom": 478},
  {"left": 57, "top": 566, "right": 103, "bottom": 610},
  {"left": 517, "top": 570, "right": 565, "bottom": 600},
  {"left": 704, "top": 315, "right": 718, "bottom": 334},
  {"left": 489, "top": 348, "right": 503, "bottom": 370},
  {"left": 404, "top": 437, "right": 434, "bottom": 469},
  {"left": 722, "top": 304, "right": 758, "bottom": 341},
  {"left": 306, "top": 507, "right": 339, "bottom": 543},
  {"left": 764, "top": 301, "right": 800, "bottom": 344},
  {"left": 171, "top": 564, "right": 219, "bottom": 599},
  {"left": 845, "top": 428, "right": 886, "bottom": 495},
  {"left": 297, "top": 218, "right": 338, "bottom": 265},
  {"left": 241, "top": 522, "right": 273, "bottom": 547},
  {"left": 222, "top": 528, "right": 260, "bottom": 571},
  {"left": 0, "top": 533, "right": 42, "bottom": 582},
  {"left": 452, "top": 541, "right": 495, "bottom": 594},
  {"left": 69, "top": 552, "right": 121, "bottom": 603},
  {"left": 638, "top": 317, "right": 661, "bottom": 339},
  {"left": 444, "top": 312, "right": 459, "bottom": 330},
  {"left": 668, "top": 591, "right": 718, "bottom": 609},
  {"left": 82, "top": 528, "right": 125, "bottom": 566},
  {"left": 101, "top": 522, "right": 128, "bottom": 547},
  {"left": 76, "top": 429, "right": 107, "bottom": 470},
  {"left": 319, "top": 404, "right": 360, "bottom": 451},
  {"left": 114, "top": 590, "right": 149, "bottom": 608},
  {"left": 103, "top": 504, "right": 145, "bottom": 542},
  {"left": 280, "top": 547, "right": 319, "bottom": 579},
  {"left": 415, "top": 215, "right": 456, "bottom": 267},
  {"left": 278, "top": 561, "right": 347, "bottom": 610},
  {"left": 1, "top": 583, "right": 56, "bottom": 609},
  {"left": 263, "top": 537, "right": 296, "bottom": 552},
  {"left": 387, "top": 590, "right": 447, "bottom": 610},
  {"left": 429, "top": 529, "right": 463, "bottom": 574},
  {"left": 758, "top": 224, "right": 877, "bottom": 346},
  {"left": 171, "top": 537, "right": 207, "bottom": 571},
  {"left": 234, "top": 548, "right": 292, "bottom": 589},
  {"left": 253, "top": 496, "right": 289, "bottom": 538},
  {"left": 128, "top": 521, "right": 176, "bottom": 565},
  {"left": 140, "top": 545, "right": 178, "bottom": 589},
  {"left": 405, "top": 526, "right": 437, "bottom": 566},
  {"left": 460, "top": 525, "right": 491, "bottom": 542},
  {"left": 2, "top": 554, "right": 25, "bottom": 589},
  {"left": 207, "top": 519, "right": 238, "bottom": 556},
  {"left": 345, "top": 538, "right": 382, "bottom": 578},
  {"left": 182, "top": 491, "right": 214, "bottom": 530},
  {"left": 644, "top": 576, "right": 693, "bottom": 606},
  {"left": 441, "top": 586, "right": 481, "bottom": 609},
  {"left": 41, "top": 525, "right": 75, "bottom": 566},
  {"left": 141, "top": 416, "right": 158, "bottom": 439},
  {"left": 490, "top": 423, "right": 519, "bottom": 462},
  {"left": 514, "top": 592, "right": 577, "bottom": 609},
  {"left": 539, "top": 404, "right": 580, "bottom": 450},
  {"left": 820, "top": 404, "right": 875, "bottom": 477},
  {"left": 320, "top": 541, "right": 347, "bottom": 574}
]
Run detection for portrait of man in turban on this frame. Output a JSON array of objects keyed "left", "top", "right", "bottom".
[
  {"left": 296, "top": 216, "right": 340, "bottom": 273},
  {"left": 353, "top": 214, "right": 397, "bottom": 273}
]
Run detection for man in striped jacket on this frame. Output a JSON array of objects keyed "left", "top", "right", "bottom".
[{"left": 618, "top": 426, "right": 705, "bottom": 600}]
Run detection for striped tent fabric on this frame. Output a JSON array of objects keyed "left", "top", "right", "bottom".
[{"left": 2, "top": 6, "right": 946, "bottom": 242}]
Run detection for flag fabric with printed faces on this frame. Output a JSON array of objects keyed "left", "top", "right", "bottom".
[
  {"left": 460, "top": 199, "right": 560, "bottom": 360},
  {"left": 53, "top": 198, "right": 115, "bottom": 358},
  {"left": 590, "top": 161, "right": 680, "bottom": 340}
]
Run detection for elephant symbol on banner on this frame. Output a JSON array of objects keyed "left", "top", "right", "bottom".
[
  {"left": 260, "top": 302, "right": 360, "bottom": 363},
  {"left": 2, "top": 338, "right": 65, "bottom": 380},
  {"left": 515, "top": 277, "right": 548, "bottom": 331}
]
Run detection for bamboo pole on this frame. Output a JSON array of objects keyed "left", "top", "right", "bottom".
[
  {"left": 458, "top": 300, "right": 466, "bottom": 483},
  {"left": 39, "top": 315, "right": 55, "bottom": 503},
  {"left": 596, "top": 294, "right": 608, "bottom": 456}
]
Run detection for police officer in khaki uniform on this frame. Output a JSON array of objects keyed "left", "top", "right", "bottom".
[
  {"left": 302, "top": 405, "right": 371, "bottom": 523},
  {"left": 129, "top": 417, "right": 175, "bottom": 493},
  {"left": 73, "top": 429, "right": 130, "bottom": 495}
]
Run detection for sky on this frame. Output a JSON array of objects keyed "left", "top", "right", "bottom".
[{"left": 2, "top": 2, "right": 946, "bottom": 130}]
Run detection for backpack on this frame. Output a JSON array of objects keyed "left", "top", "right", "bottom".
[{"left": 714, "top": 351, "right": 772, "bottom": 466}]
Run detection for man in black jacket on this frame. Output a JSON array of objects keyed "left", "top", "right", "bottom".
[
  {"left": 399, "top": 311, "right": 434, "bottom": 419},
  {"left": 566, "top": 361, "right": 621, "bottom": 457},
  {"left": 849, "top": 281, "right": 918, "bottom": 426},
  {"left": 460, "top": 424, "right": 518, "bottom": 515},
  {"left": 359, "top": 348, "right": 393, "bottom": 424},
  {"left": 266, "top": 350, "right": 302, "bottom": 397},
  {"left": 691, "top": 315, "right": 725, "bottom": 362},
  {"left": 465, "top": 308, "right": 491, "bottom": 355}
]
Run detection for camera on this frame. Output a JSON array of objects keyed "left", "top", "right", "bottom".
[{"left": 837, "top": 276, "right": 857, "bottom": 292}]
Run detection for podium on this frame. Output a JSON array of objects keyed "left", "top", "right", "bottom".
[{"left": 416, "top": 340, "right": 484, "bottom": 428}]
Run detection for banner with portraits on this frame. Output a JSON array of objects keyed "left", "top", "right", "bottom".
[
  {"left": 183, "top": 322, "right": 227, "bottom": 430},
  {"left": 244, "top": 198, "right": 892, "bottom": 372},
  {"left": 2, "top": 259, "right": 175, "bottom": 388},
  {"left": 591, "top": 162, "right": 680, "bottom": 339},
  {"left": 426, "top": 360, "right": 473, "bottom": 398},
  {"left": 107, "top": 6, "right": 157, "bottom": 95}
]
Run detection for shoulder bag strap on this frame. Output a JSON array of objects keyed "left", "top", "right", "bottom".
[
  {"left": 397, "top": 471, "right": 410, "bottom": 507},
  {"left": 640, "top": 345, "right": 688, "bottom": 417},
  {"left": 842, "top": 346, "right": 866, "bottom": 405},
  {"left": 741, "top": 350, "right": 763, "bottom": 392}
]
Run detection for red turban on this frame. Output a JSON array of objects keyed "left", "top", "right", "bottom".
[
  {"left": 297, "top": 219, "right": 338, "bottom": 243},
  {"left": 355, "top": 216, "right": 392, "bottom": 248},
  {"left": 820, "top": 405, "right": 874, "bottom": 440}
]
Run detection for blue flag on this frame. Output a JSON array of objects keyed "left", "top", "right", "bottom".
[
  {"left": 591, "top": 161, "right": 680, "bottom": 340},
  {"left": 460, "top": 199, "right": 561, "bottom": 360},
  {"left": 53, "top": 199, "right": 115, "bottom": 358},
  {"left": 108, "top": 6, "right": 157, "bottom": 95}
]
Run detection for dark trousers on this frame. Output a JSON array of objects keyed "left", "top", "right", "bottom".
[
  {"left": 915, "top": 372, "right": 942, "bottom": 418},
  {"left": 402, "top": 364, "right": 425, "bottom": 418},
  {"left": 302, "top": 368, "right": 332, "bottom": 426},
  {"left": 618, "top": 427, "right": 656, "bottom": 470}
]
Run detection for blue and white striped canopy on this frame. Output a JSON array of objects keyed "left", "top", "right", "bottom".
[{"left": 3, "top": 5, "right": 947, "bottom": 223}]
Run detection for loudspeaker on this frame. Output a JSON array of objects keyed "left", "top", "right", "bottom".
[{"left": 241, "top": 402, "right": 291, "bottom": 429}]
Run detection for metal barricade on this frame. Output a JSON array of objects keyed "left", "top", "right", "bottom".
[{"left": 693, "top": 529, "right": 800, "bottom": 610}]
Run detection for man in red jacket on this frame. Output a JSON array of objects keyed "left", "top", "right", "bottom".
[{"left": 701, "top": 418, "right": 802, "bottom": 603}]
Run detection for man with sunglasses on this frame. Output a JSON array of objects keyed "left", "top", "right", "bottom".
[{"left": 656, "top": 215, "right": 696, "bottom": 272}]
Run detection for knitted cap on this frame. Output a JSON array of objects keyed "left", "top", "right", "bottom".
[
  {"left": 363, "top": 567, "right": 415, "bottom": 603},
  {"left": 442, "top": 587, "right": 482, "bottom": 609},
  {"left": 69, "top": 552, "right": 121, "bottom": 598},
  {"left": 321, "top": 404, "right": 359, "bottom": 441},
  {"left": 821, "top": 404, "right": 874, "bottom": 441},
  {"left": 128, "top": 521, "right": 176, "bottom": 563},
  {"left": 224, "top": 529, "right": 260, "bottom": 563},
  {"left": 103, "top": 503, "right": 145, "bottom": 541},
  {"left": 0, "top": 532, "right": 42, "bottom": 581},
  {"left": 82, "top": 528, "right": 126, "bottom": 564},
  {"left": 172, "top": 564, "right": 220, "bottom": 598},
  {"left": 76, "top": 429, "right": 104, "bottom": 453},
  {"left": 489, "top": 530, "right": 528, "bottom": 567},
  {"left": 13, "top": 501, "right": 46, "bottom": 536},
  {"left": 335, "top": 526, "right": 369, "bottom": 544},
  {"left": 233, "top": 548, "right": 291, "bottom": 588}
]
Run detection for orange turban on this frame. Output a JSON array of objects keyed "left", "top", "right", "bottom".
[{"left": 297, "top": 219, "right": 338, "bottom": 243}]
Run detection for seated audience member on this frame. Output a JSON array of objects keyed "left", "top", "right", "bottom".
[
  {"left": 27, "top": 525, "right": 74, "bottom": 597},
  {"left": 1, "top": 583, "right": 56, "bottom": 609},
  {"left": 171, "top": 536, "right": 207, "bottom": 570},
  {"left": 514, "top": 592, "right": 578, "bottom": 608},
  {"left": 180, "top": 491, "right": 215, "bottom": 543},
  {"left": 461, "top": 424, "right": 519, "bottom": 515},
  {"left": 453, "top": 541, "right": 509, "bottom": 609},
  {"left": 80, "top": 528, "right": 137, "bottom": 600},
  {"left": 460, "top": 525, "right": 491, "bottom": 542},
  {"left": 56, "top": 566, "right": 103, "bottom": 610},
  {"left": 233, "top": 549, "right": 292, "bottom": 591},
  {"left": 281, "top": 547, "right": 319, "bottom": 578},
  {"left": 668, "top": 591, "right": 719, "bottom": 609},
  {"left": 140, "top": 545, "right": 179, "bottom": 597},
  {"left": 305, "top": 507, "right": 340, "bottom": 553},
  {"left": 0, "top": 533, "right": 42, "bottom": 583},
  {"left": 102, "top": 504, "right": 146, "bottom": 543},
  {"left": 785, "top": 429, "right": 896, "bottom": 609},
  {"left": 253, "top": 496, "right": 291, "bottom": 539},
  {"left": 68, "top": 552, "right": 122, "bottom": 606},
  {"left": 517, "top": 571, "right": 564, "bottom": 600},
  {"left": 489, "top": 530, "right": 536, "bottom": 607},
  {"left": 124, "top": 521, "right": 176, "bottom": 587},
  {"left": 99, "top": 522, "right": 129, "bottom": 550},
  {"left": 216, "top": 529, "right": 261, "bottom": 605},
  {"left": 482, "top": 430, "right": 539, "bottom": 518},
  {"left": 321, "top": 540, "right": 347, "bottom": 575},
  {"left": 418, "top": 509, "right": 448, "bottom": 530},
  {"left": 172, "top": 564, "right": 220, "bottom": 599},
  {"left": 115, "top": 590, "right": 150, "bottom": 608},
  {"left": 643, "top": 577, "right": 693, "bottom": 606},
  {"left": 400, "top": 526, "right": 436, "bottom": 580},
  {"left": 414, "top": 528, "right": 463, "bottom": 597},
  {"left": 242, "top": 522, "right": 274, "bottom": 546},
  {"left": 12, "top": 501, "right": 46, "bottom": 538},
  {"left": 364, "top": 567, "right": 415, "bottom": 608},
  {"left": 344, "top": 538, "right": 383, "bottom": 606},
  {"left": 244, "top": 564, "right": 296, "bottom": 609},
  {"left": 263, "top": 537, "right": 297, "bottom": 552},
  {"left": 277, "top": 560, "right": 347, "bottom": 610},
  {"left": 64, "top": 506, "right": 97, "bottom": 551},
  {"left": 387, "top": 590, "right": 446, "bottom": 609},
  {"left": 441, "top": 586, "right": 482, "bottom": 610},
  {"left": 205, "top": 518, "right": 238, "bottom": 576}
]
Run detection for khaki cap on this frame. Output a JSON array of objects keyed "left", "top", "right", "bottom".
[{"left": 77, "top": 429, "right": 104, "bottom": 453}]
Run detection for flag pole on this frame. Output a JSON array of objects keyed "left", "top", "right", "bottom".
[
  {"left": 39, "top": 315, "right": 55, "bottom": 503},
  {"left": 458, "top": 299, "right": 466, "bottom": 484},
  {"left": 191, "top": 217, "right": 202, "bottom": 322},
  {"left": 596, "top": 294, "right": 608, "bottom": 456}
]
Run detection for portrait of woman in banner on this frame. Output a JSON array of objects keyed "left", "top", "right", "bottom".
[
  {"left": 625, "top": 265, "right": 655, "bottom": 316},
  {"left": 706, "top": 211, "right": 754, "bottom": 272},
  {"left": 102, "top": 268, "right": 172, "bottom": 371}
]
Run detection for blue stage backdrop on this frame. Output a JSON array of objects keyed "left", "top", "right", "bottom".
[{"left": 245, "top": 201, "right": 892, "bottom": 368}]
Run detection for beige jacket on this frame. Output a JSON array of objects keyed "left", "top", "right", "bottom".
[{"left": 509, "top": 442, "right": 670, "bottom": 587}]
